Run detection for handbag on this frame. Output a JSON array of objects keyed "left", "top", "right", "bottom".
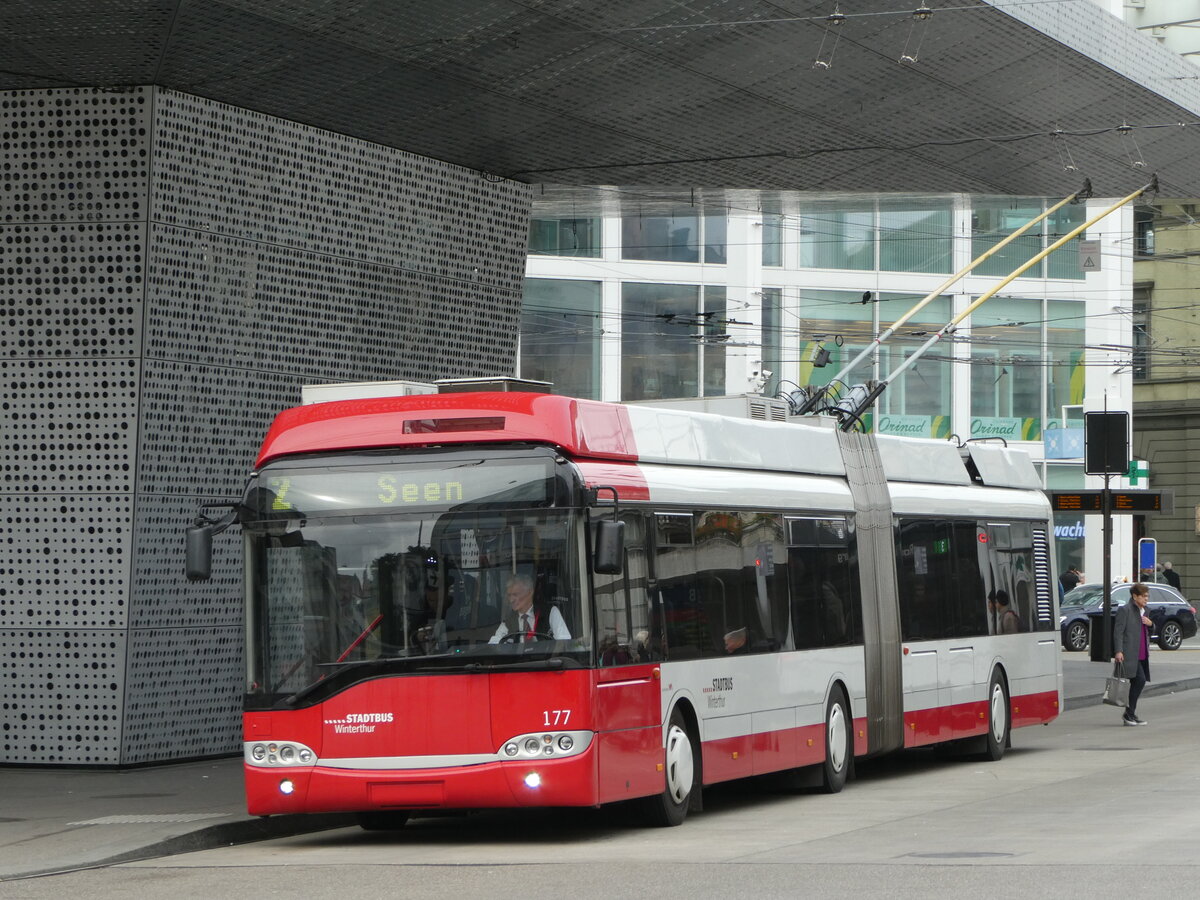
[{"left": 1103, "top": 663, "right": 1131, "bottom": 707}]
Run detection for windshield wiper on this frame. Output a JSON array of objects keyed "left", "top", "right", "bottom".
[{"left": 281, "top": 657, "right": 399, "bottom": 706}]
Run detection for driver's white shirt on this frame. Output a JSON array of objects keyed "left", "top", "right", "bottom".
[{"left": 489, "top": 606, "right": 570, "bottom": 643}]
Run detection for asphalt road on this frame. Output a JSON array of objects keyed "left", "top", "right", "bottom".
[{"left": 7, "top": 688, "right": 1199, "bottom": 900}]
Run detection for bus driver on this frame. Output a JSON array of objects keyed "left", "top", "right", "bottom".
[{"left": 489, "top": 572, "right": 571, "bottom": 643}]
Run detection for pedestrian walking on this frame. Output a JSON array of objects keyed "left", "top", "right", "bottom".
[{"left": 1113, "top": 581, "right": 1153, "bottom": 726}]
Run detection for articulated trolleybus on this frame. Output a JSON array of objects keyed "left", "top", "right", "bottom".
[{"left": 187, "top": 385, "right": 1061, "bottom": 828}]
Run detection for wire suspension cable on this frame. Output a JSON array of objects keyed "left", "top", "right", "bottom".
[
  {"left": 795, "top": 180, "right": 1092, "bottom": 415},
  {"left": 838, "top": 177, "right": 1157, "bottom": 431}
]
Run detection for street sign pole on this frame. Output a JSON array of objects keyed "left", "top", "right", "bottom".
[{"left": 1095, "top": 474, "right": 1113, "bottom": 663}]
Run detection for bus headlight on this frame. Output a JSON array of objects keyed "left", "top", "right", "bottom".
[
  {"left": 244, "top": 740, "right": 317, "bottom": 767},
  {"left": 499, "top": 731, "right": 592, "bottom": 761}
]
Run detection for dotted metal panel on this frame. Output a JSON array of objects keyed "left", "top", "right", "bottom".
[
  {"left": 120, "top": 627, "right": 243, "bottom": 765},
  {"left": 0, "top": 357, "right": 140, "bottom": 494},
  {"left": 151, "top": 90, "right": 530, "bottom": 290},
  {"left": 131, "top": 491, "right": 243, "bottom": 630},
  {"left": 2, "top": 83, "right": 532, "bottom": 765},
  {"left": 0, "top": 494, "right": 132, "bottom": 629},
  {"left": 0, "top": 87, "right": 151, "bottom": 224},
  {"left": 135, "top": 359, "right": 303, "bottom": 498},
  {"left": 0, "top": 222, "right": 146, "bottom": 360},
  {"left": 143, "top": 227, "right": 522, "bottom": 384},
  {"left": 0, "top": 630, "right": 126, "bottom": 765}
]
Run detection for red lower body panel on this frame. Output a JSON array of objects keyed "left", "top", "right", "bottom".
[
  {"left": 246, "top": 745, "right": 600, "bottom": 816},
  {"left": 903, "top": 690, "right": 1059, "bottom": 748}
]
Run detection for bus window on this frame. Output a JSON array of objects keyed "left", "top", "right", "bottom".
[
  {"left": 949, "top": 521, "right": 988, "bottom": 638},
  {"left": 787, "top": 516, "right": 861, "bottom": 649},
  {"left": 594, "top": 512, "right": 656, "bottom": 665},
  {"left": 655, "top": 511, "right": 789, "bottom": 659},
  {"left": 983, "top": 521, "right": 1039, "bottom": 634},
  {"left": 896, "top": 519, "right": 956, "bottom": 641}
]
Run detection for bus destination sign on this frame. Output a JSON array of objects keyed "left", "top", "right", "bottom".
[{"left": 1049, "top": 490, "right": 1173, "bottom": 514}]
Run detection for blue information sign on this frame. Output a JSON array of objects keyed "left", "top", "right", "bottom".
[{"left": 1138, "top": 537, "right": 1157, "bottom": 577}]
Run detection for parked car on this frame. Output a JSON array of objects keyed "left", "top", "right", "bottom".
[{"left": 1060, "top": 582, "right": 1197, "bottom": 651}]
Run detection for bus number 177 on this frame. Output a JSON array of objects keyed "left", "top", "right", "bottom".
[{"left": 543, "top": 709, "right": 571, "bottom": 726}]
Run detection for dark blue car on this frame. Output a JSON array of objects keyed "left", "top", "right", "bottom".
[{"left": 1060, "top": 582, "right": 1197, "bottom": 652}]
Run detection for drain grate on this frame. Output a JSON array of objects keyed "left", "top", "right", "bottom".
[{"left": 68, "top": 813, "right": 229, "bottom": 826}]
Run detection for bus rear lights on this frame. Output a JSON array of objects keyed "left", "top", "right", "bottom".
[
  {"left": 524, "top": 773, "right": 541, "bottom": 789},
  {"left": 245, "top": 740, "right": 317, "bottom": 768},
  {"left": 499, "top": 731, "right": 592, "bottom": 761}
]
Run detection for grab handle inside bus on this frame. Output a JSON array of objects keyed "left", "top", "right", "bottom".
[
  {"left": 185, "top": 506, "right": 239, "bottom": 581},
  {"left": 590, "top": 486, "right": 624, "bottom": 575}
]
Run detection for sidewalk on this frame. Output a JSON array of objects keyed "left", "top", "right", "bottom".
[
  {"left": 0, "top": 756, "right": 353, "bottom": 881},
  {"left": 3, "top": 647, "right": 1199, "bottom": 882}
]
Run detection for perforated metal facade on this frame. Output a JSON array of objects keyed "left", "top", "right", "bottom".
[{"left": 1, "top": 85, "right": 531, "bottom": 765}]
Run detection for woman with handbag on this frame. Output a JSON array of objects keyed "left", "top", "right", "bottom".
[{"left": 1114, "top": 582, "right": 1153, "bottom": 726}]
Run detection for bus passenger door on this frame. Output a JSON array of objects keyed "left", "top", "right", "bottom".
[{"left": 592, "top": 513, "right": 664, "bottom": 804}]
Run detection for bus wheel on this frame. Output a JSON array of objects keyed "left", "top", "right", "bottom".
[
  {"left": 357, "top": 811, "right": 410, "bottom": 831},
  {"left": 983, "top": 671, "right": 1010, "bottom": 762},
  {"left": 821, "top": 687, "right": 852, "bottom": 794},
  {"left": 639, "top": 707, "right": 696, "bottom": 827}
]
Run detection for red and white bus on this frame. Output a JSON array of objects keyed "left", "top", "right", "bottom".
[{"left": 188, "top": 387, "right": 1061, "bottom": 828}]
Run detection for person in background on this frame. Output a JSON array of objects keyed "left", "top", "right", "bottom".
[
  {"left": 1162, "top": 561, "right": 1182, "bottom": 592},
  {"left": 1059, "top": 565, "right": 1082, "bottom": 600},
  {"left": 1113, "top": 581, "right": 1153, "bottom": 726}
]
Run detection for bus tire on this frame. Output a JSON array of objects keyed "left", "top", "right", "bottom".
[
  {"left": 639, "top": 706, "right": 696, "bottom": 827},
  {"left": 983, "top": 670, "right": 1010, "bottom": 762},
  {"left": 357, "top": 811, "right": 410, "bottom": 831},
  {"left": 821, "top": 686, "right": 852, "bottom": 794}
]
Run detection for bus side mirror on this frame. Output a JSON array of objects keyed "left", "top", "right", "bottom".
[
  {"left": 185, "top": 505, "right": 239, "bottom": 581},
  {"left": 186, "top": 524, "right": 215, "bottom": 581},
  {"left": 593, "top": 519, "right": 625, "bottom": 575}
]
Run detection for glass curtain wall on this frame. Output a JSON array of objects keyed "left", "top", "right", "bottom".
[
  {"left": 1047, "top": 463, "right": 1086, "bottom": 580},
  {"left": 621, "top": 210, "right": 727, "bottom": 263},
  {"left": 794, "top": 289, "right": 877, "bottom": 400},
  {"left": 528, "top": 217, "right": 602, "bottom": 257},
  {"left": 878, "top": 199, "right": 953, "bottom": 273},
  {"left": 873, "top": 294, "right": 952, "bottom": 438},
  {"left": 702, "top": 285, "right": 728, "bottom": 397},
  {"left": 519, "top": 278, "right": 602, "bottom": 399},
  {"left": 969, "top": 296, "right": 1044, "bottom": 440},
  {"left": 1046, "top": 202, "right": 1086, "bottom": 279},
  {"left": 973, "top": 199, "right": 1085, "bottom": 280},
  {"left": 762, "top": 198, "right": 783, "bottom": 267},
  {"left": 799, "top": 201, "right": 874, "bottom": 270},
  {"left": 1045, "top": 299, "right": 1086, "bottom": 421},
  {"left": 622, "top": 283, "right": 727, "bottom": 400},
  {"left": 761, "top": 287, "right": 784, "bottom": 397},
  {"left": 799, "top": 198, "right": 953, "bottom": 273}
]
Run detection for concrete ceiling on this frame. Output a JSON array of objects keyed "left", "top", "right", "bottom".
[{"left": 4, "top": 0, "right": 1200, "bottom": 196}]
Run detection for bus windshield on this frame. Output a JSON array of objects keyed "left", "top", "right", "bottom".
[{"left": 243, "top": 450, "right": 590, "bottom": 708}]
